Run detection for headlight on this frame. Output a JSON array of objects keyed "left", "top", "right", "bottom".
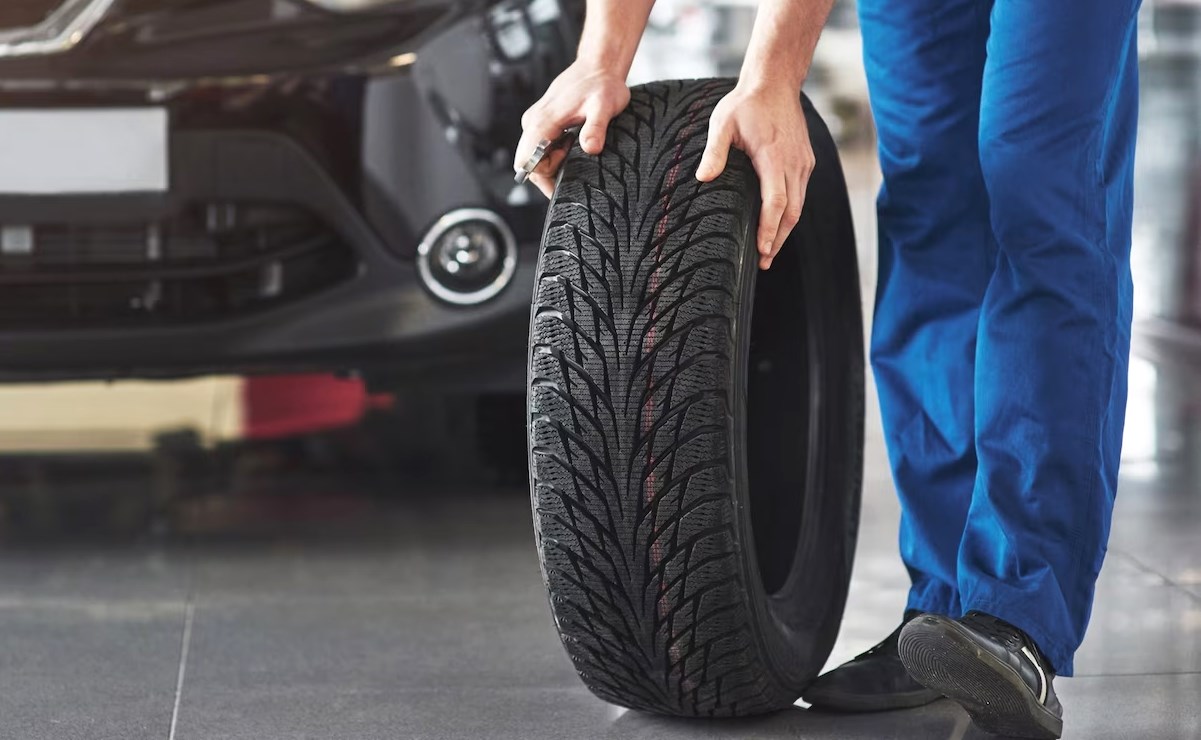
[{"left": 416, "top": 209, "right": 518, "bottom": 306}]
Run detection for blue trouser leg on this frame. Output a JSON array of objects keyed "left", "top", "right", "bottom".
[
  {"left": 859, "top": 0, "right": 994, "bottom": 618},
  {"left": 861, "top": 0, "right": 1140, "bottom": 677},
  {"left": 959, "top": 0, "right": 1140, "bottom": 677}
]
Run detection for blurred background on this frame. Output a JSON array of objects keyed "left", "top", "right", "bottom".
[{"left": 1, "top": 1, "right": 1199, "bottom": 738}]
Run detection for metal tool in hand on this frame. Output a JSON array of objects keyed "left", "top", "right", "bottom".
[{"left": 514, "top": 127, "right": 580, "bottom": 184}]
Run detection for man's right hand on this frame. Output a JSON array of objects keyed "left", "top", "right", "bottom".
[{"left": 514, "top": 61, "right": 630, "bottom": 198}]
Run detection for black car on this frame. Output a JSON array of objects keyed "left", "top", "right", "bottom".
[{"left": 0, "top": 0, "right": 581, "bottom": 390}]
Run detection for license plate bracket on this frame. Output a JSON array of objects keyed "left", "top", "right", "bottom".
[{"left": 0, "top": 108, "right": 168, "bottom": 195}]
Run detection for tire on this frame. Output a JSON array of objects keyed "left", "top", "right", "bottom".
[{"left": 527, "top": 79, "right": 864, "bottom": 717}]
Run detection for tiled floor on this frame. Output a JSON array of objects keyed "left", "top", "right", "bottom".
[
  {"left": 3, "top": 381, "right": 1201, "bottom": 740},
  {"left": 3, "top": 330, "right": 1201, "bottom": 740}
]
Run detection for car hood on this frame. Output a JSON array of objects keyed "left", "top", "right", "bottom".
[{"left": 0, "top": 0, "right": 490, "bottom": 82}]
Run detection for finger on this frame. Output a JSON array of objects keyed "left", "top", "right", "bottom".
[
  {"left": 769, "top": 169, "right": 805, "bottom": 254},
  {"left": 528, "top": 171, "right": 556, "bottom": 199},
  {"left": 578, "top": 101, "right": 610, "bottom": 155},
  {"left": 696, "top": 113, "right": 732, "bottom": 182},
  {"left": 534, "top": 146, "right": 570, "bottom": 177},
  {"left": 514, "top": 106, "right": 576, "bottom": 172},
  {"left": 765, "top": 164, "right": 813, "bottom": 270},
  {"left": 755, "top": 161, "right": 788, "bottom": 260},
  {"left": 527, "top": 148, "right": 569, "bottom": 198}
]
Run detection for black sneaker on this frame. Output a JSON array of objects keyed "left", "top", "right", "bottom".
[
  {"left": 898, "top": 611, "right": 1063, "bottom": 739},
  {"left": 803, "top": 610, "right": 942, "bottom": 712}
]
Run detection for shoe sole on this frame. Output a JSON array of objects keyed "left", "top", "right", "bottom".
[
  {"left": 805, "top": 687, "right": 942, "bottom": 713},
  {"left": 898, "top": 615, "right": 1063, "bottom": 739}
]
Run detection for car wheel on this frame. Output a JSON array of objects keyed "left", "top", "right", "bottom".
[{"left": 527, "top": 79, "right": 865, "bottom": 716}]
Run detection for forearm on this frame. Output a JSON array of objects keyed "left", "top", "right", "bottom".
[
  {"left": 576, "top": 0, "right": 656, "bottom": 78},
  {"left": 740, "top": 0, "right": 834, "bottom": 92}
]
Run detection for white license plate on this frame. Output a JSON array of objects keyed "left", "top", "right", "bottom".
[{"left": 0, "top": 108, "right": 168, "bottom": 195}]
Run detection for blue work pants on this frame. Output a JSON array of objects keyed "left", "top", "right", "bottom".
[{"left": 859, "top": 0, "right": 1140, "bottom": 675}]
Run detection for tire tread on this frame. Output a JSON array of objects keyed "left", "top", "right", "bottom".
[{"left": 529, "top": 79, "right": 792, "bottom": 716}]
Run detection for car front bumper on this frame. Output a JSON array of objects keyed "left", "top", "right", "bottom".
[{"left": 0, "top": 0, "right": 580, "bottom": 386}]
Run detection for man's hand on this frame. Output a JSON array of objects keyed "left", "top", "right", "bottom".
[
  {"left": 514, "top": 61, "right": 631, "bottom": 198},
  {"left": 696, "top": 84, "right": 814, "bottom": 271}
]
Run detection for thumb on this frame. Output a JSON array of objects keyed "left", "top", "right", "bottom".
[
  {"left": 696, "top": 116, "right": 731, "bottom": 182},
  {"left": 578, "top": 97, "right": 612, "bottom": 155},
  {"left": 579, "top": 115, "right": 608, "bottom": 155}
]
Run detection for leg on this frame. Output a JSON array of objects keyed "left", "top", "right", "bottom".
[
  {"left": 861, "top": 0, "right": 994, "bottom": 617},
  {"left": 803, "top": 0, "right": 1000, "bottom": 714},
  {"left": 959, "top": 0, "right": 1141, "bottom": 677}
]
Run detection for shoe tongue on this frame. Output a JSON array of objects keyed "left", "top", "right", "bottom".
[
  {"left": 965, "top": 611, "right": 1026, "bottom": 649},
  {"left": 964, "top": 613, "right": 1055, "bottom": 675}
]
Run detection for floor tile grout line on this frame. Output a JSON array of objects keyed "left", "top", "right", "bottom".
[
  {"left": 168, "top": 600, "right": 196, "bottom": 740},
  {"left": 1073, "top": 670, "right": 1201, "bottom": 679},
  {"left": 1109, "top": 548, "right": 1172, "bottom": 585},
  {"left": 1111, "top": 549, "right": 1201, "bottom": 603},
  {"left": 1173, "top": 585, "right": 1201, "bottom": 606}
]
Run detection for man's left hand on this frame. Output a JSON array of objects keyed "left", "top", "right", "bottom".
[{"left": 696, "top": 84, "right": 815, "bottom": 271}]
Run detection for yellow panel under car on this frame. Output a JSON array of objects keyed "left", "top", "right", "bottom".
[{"left": 0, "top": 377, "right": 244, "bottom": 453}]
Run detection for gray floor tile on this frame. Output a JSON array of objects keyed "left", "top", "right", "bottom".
[
  {"left": 0, "top": 546, "right": 190, "bottom": 601},
  {"left": 172, "top": 675, "right": 1201, "bottom": 740},
  {"left": 186, "top": 491, "right": 542, "bottom": 604},
  {"left": 1110, "top": 517, "right": 1201, "bottom": 586},
  {"left": 174, "top": 685, "right": 976, "bottom": 740},
  {"left": 1074, "top": 583, "right": 1201, "bottom": 676},
  {"left": 0, "top": 598, "right": 185, "bottom": 740},
  {"left": 179, "top": 593, "right": 575, "bottom": 696},
  {"left": 1097, "top": 550, "right": 1172, "bottom": 589},
  {"left": 1058, "top": 673, "right": 1201, "bottom": 740}
]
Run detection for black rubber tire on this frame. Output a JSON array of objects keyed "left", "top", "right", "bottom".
[{"left": 527, "top": 79, "right": 864, "bottom": 717}]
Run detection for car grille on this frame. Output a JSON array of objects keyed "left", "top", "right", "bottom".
[
  {"left": 0, "top": 0, "right": 63, "bottom": 31},
  {"left": 0, "top": 202, "right": 359, "bottom": 329}
]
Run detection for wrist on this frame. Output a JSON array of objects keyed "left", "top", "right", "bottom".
[
  {"left": 738, "top": 64, "right": 807, "bottom": 96},
  {"left": 574, "top": 51, "right": 630, "bottom": 80},
  {"left": 575, "top": 33, "right": 638, "bottom": 80}
]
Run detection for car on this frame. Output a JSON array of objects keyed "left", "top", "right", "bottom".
[{"left": 0, "top": 0, "right": 581, "bottom": 392}]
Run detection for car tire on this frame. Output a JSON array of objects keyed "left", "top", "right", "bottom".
[{"left": 527, "top": 78, "right": 864, "bottom": 717}]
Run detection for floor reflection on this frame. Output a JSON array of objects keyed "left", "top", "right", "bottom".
[{"left": 607, "top": 702, "right": 981, "bottom": 740}]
